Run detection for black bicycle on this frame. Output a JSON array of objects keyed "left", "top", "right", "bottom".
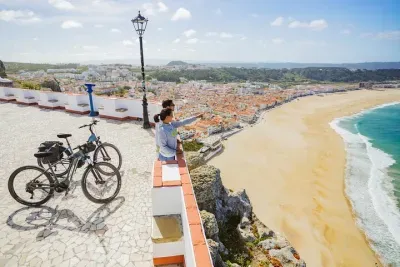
[
  {"left": 8, "top": 143, "right": 122, "bottom": 207},
  {"left": 37, "top": 120, "right": 122, "bottom": 177}
]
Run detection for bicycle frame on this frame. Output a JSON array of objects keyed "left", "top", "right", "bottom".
[
  {"left": 33, "top": 150, "right": 92, "bottom": 190},
  {"left": 87, "top": 123, "right": 112, "bottom": 162}
]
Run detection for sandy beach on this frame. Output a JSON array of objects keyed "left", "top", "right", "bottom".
[{"left": 210, "top": 89, "right": 400, "bottom": 267}]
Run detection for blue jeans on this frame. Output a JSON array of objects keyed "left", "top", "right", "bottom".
[{"left": 158, "top": 153, "right": 175, "bottom": 161}]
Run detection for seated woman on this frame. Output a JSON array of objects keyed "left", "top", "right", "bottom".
[{"left": 154, "top": 108, "right": 202, "bottom": 161}]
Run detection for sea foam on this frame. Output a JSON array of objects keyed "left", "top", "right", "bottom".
[{"left": 330, "top": 103, "right": 400, "bottom": 266}]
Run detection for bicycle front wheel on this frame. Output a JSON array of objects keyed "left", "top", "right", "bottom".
[
  {"left": 8, "top": 166, "right": 54, "bottom": 207},
  {"left": 93, "top": 143, "right": 122, "bottom": 174},
  {"left": 81, "top": 162, "right": 121, "bottom": 204}
]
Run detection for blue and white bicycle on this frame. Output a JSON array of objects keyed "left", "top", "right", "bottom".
[{"left": 37, "top": 120, "right": 122, "bottom": 177}]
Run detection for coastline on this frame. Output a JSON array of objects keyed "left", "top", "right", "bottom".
[{"left": 210, "top": 89, "right": 400, "bottom": 267}]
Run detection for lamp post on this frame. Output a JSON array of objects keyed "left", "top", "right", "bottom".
[{"left": 131, "top": 11, "right": 151, "bottom": 129}]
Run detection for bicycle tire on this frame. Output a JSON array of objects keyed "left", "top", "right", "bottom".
[
  {"left": 37, "top": 147, "right": 72, "bottom": 177},
  {"left": 81, "top": 162, "right": 121, "bottom": 204},
  {"left": 8, "top": 165, "right": 54, "bottom": 207},
  {"left": 93, "top": 143, "right": 122, "bottom": 173}
]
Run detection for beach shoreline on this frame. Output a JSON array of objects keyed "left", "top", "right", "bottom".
[{"left": 210, "top": 89, "right": 400, "bottom": 267}]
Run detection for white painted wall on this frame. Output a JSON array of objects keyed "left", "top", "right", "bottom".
[
  {"left": 0, "top": 87, "right": 161, "bottom": 122},
  {"left": 181, "top": 190, "right": 196, "bottom": 267},
  {"left": 153, "top": 240, "right": 185, "bottom": 258},
  {"left": 152, "top": 187, "right": 182, "bottom": 216},
  {"left": 0, "top": 87, "right": 17, "bottom": 100}
]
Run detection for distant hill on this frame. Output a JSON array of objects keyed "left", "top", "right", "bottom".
[
  {"left": 167, "top": 61, "right": 189, "bottom": 66},
  {"left": 195, "top": 62, "right": 400, "bottom": 70},
  {"left": 4, "top": 62, "right": 79, "bottom": 73}
]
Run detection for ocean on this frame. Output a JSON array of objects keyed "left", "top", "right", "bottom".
[{"left": 330, "top": 103, "right": 400, "bottom": 266}]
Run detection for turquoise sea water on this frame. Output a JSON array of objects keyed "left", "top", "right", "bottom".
[{"left": 331, "top": 103, "right": 400, "bottom": 266}]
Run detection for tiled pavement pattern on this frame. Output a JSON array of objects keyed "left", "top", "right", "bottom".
[{"left": 0, "top": 102, "right": 158, "bottom": 267}]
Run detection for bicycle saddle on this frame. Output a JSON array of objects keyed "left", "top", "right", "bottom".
[
  {"left": 57, "top": 134, "right": 72, "bottom": 138},
  {"left": 34, "top": 152, "right": 54, "bottom": 158}
]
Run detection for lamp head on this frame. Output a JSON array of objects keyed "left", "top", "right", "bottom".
[{"left": 131, "top": 11, "right": 148, "bottom": 36}]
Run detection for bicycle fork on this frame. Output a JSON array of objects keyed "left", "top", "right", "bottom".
[{"left": 86, "top": 157, "right": 106, "bottom": 185}]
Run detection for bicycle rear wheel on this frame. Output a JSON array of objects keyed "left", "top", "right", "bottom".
[
  {"left": 8, "top": 166, "right": 54, "bottom": 207},
  {"left": 81, "top": 162, "right": 121, "bottom": 204},
  {"left": 93, "top": 143, "right": 122, "bottom": 174}
]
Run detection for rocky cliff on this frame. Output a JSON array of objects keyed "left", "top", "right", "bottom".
[{"left": 186, "top": 152, "right": 306, "bottom": 267}]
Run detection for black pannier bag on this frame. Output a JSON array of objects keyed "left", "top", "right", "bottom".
[{"left": 37, "top": 141, "right": 64, "bottom": 163}]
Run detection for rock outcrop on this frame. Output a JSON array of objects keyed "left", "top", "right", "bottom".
[
  {"left": 185, "top": 151, "right": 206, "bottom": 171},
  {"left": 190, "top": 165, "right": 252, "bottom": 223},
  {"left": 187, "top": 152, "right": 306, "bottom": 267}
]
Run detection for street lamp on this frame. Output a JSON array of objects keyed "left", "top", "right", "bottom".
[{"left": 131, "top": 11, "right": 151, "bottom": 129}]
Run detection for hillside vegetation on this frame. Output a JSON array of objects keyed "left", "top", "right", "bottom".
[{"left": 151, "top": 67, "right": 400, "bottom": 83}]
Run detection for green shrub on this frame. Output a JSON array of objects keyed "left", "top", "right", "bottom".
[
  {"left": 21, "top": 81, "right": 41, "bottom": 90},
  {"left": 182, "top": 140, "right": 203, "bottom": 152}
]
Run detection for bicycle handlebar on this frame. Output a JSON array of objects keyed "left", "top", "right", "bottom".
[{"left": 78, "top": 120, "right": 99, "bottom": 129}]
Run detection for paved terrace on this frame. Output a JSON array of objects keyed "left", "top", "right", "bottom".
[{"left": 0, "top": 102, "right": 158, "bottom": 267}]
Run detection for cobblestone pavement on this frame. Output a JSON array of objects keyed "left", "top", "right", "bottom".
[{"left": 0, "top": 102, "right": 157, "bottom": 267}]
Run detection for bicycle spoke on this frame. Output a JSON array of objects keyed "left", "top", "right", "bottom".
[
  {"left": 10, "top": 167, "right": 53, "bottom": 205},
  {"left": 82, "top": 163, "right": 121, "bottom": 203}
]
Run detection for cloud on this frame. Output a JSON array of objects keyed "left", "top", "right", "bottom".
[
  {"left": 83, "top": 45, "right": 99, "bottom": 51},
  {"left": 142, "top": 2, "right": 168, "bottom": 16},
  {"left": 186, "top": 38, "right": 198, "bottom": 44},
  {"left": 360, "top": 32, "right": 373, "bottom": 38},
  {"left": 173, "top": 38, "right": 180, "bottom": 43},
  {"left": 272, "top": 38, "right": 284, "bottom": 44},
  {"left": 171, "top": 7, "right": 191, "bottom": 21},
  {"left": 340, "top": 29, "right": 351, "bottom": 35},
  {"left": 251, "top": 13, "right": 259, "bottom": 18},
  {"left": 0, "top": 10, "right": 41, "bottom": 23},
  {"left": 183, "top": 29, "right": 196, "bottom": 37},
  {"left": 61, "top": 20, "right": 82, "bottom": 29},
  {"left": 33, "top": 37, "right": 39, "bottom": 41},
  {"left": 220, "top": 32, "right": 233, "bottom": 38},
  {"left": 110, "top": 28, "right": 121, "bottom": 33},
  {"left": 205, "top": 32, "right": 218, "bottom": 37},
  {"left": 94, "top": 24, "right": 103, "bottom": 28},
  {"left": 360, "top": 31, "right": 400, "bottom": 40},
  {"left": 376, "top": 31, "right": 400, "bottom": 40},
  {"left": 157, "top": 48, "right": 161, "bottom": 52},
  {"left": 214, "top": 8, "right": 222, "bottom": 15},
  {"left": 142, "top": 3, "right": 156, "bottom": 16},
  {"left": 288, "top": 19, "right": 328, "bottom": 31},
  {"left": 271, "top": 16, "right": 284, "bottom": 26},
  {"left": 48, "top": 0, "right": 74, "bottom": 10},
  {"left": 158, "top": 2, "right": 168, "bottom": 12},
  {"left": 296, "top": 40, "right": 327, "bottom": 46},
  {"left": 240, "top": 36, "right": 247, "bottom": 41},
  {"left": 122, "top": 40, "right": 134, "bottom": 46},
  {"left": 187, "top": 49, "right": 196, "bottom": 52},
  {"left": 158, "top": 27, "right": 163, "bottom": 31}
]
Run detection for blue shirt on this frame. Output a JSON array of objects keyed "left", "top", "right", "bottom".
[{"left": 158, "top": 117, "right": 197, "bottom": 157}]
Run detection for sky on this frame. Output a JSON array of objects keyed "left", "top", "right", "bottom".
[{"left": 0, "top": 0, "right": 399, "bottom": 64}]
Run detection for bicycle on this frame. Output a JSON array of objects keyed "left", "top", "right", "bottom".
[
  {"left": 37, "top": 119, "right": 122, "bottom": 177},
  {"left": 8, "top": 142, "right": 122, "bottom": 207}
]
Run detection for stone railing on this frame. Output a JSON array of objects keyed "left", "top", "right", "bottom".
[
  {"left": 151, "top": 150, "right": 214, "bottom": 266},
  {"left": 0, "top": 87, "right": 161, "bottom": 124}
]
